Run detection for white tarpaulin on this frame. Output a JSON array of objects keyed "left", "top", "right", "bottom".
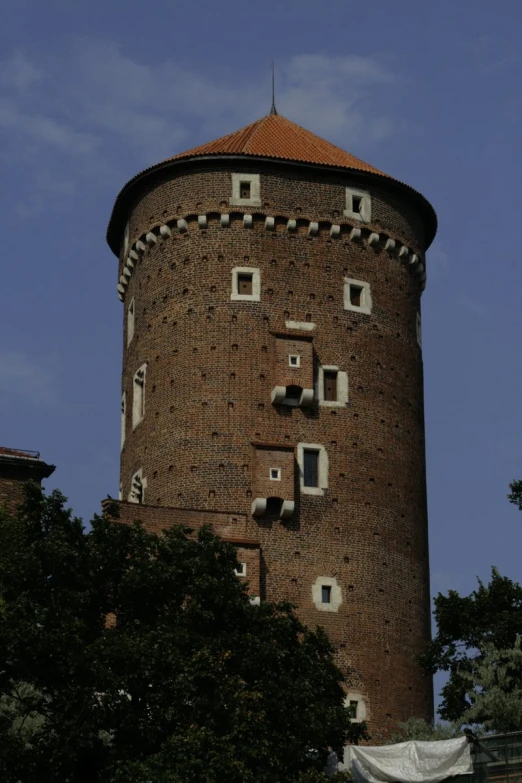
[{"left": 340, "top": 737, "right": 473, "bottom": 783}]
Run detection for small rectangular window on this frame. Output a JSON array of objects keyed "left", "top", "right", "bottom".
[
  {"left": 323, "top": 371, "right": 338, "bottom": 402},
  {"left": 240, "top": 181, "right": 251, "bottom": 199},
  {"left": 303, "top": 449, "right": 319, "bottom": 488},
  {"left": 270, "top": 468, "right": 281, "bottom": 481},
  {"left": 235, "top": 563, "right": 247, "bottom": 577},
  {"left": 289, "top": 354, "right": 300, "bottom": 368},
  {"left": 348, "top": 700, "right": 358, "bottom": 719},
  {"left": 321, "top": 585, "right": 331, "bottom": 604},
  {"left": 345, "top": 188, "right": 371, "bottom": 222},
  {"left": 350, "top": 285, "right": 363, "bottom": 308},
  {"left": 238, "top": 273, "right": 253, "bottom": 295}
]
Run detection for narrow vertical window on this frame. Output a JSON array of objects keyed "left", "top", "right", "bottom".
[
  {"left": 348, "top": 700, "right": 358, "bottom": 719},
  {"left": 129, "top": 470, "right": 145, "bottom": 504},
  {"left": 132, "top": 364, "right": 146, "bottom": 428},
  {"left": 349, "top": 285, "right": 363, "bottom": 307},
  {"left": 127, "top": 298, "right": 135, "bottom": 346},
  {"left": 303, "top": 449, "right": 319, "bottom": 488},
  {"left": 121, "top": 392, "right": 126, "bottom": 449},
  {"left": 123, "top": 221, "right": 130, "bottom": 257},
  {"left": 299, "top": 443, "right": 328, "bottom": 495},
  {"left": 240, "top": 181, "right": 251, "bottom": 199},
  {"left": 323, "top": 370, "right": 338, "bottom": 402},
  {"left": 321, "top": 585, "right": 332, "bottom": 604}
]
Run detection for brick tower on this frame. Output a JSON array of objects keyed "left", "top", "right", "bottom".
[{"left": 106, "top": 112, "right": 437, "bottom": 734}]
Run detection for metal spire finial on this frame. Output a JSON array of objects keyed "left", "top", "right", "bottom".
[{"left": 270, "top": 61, "right": 278, "bottom": 115}]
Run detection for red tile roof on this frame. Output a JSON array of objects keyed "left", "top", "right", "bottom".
[
  {"left": 0, "top": 446, "right": 39, "bottom": 459},
  {"left": 107, "top": 112, "right": 437, "bottom": 254},
  {"left": 168, "top": 113, "right": 390, "bottom": 177}
]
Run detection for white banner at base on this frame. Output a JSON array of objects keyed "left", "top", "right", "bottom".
[{"left": 340, "top": 737, "right": 472, "bottom": 783}]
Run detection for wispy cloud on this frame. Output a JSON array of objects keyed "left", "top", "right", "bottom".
[
  {"left": 0, "top": 39, "right": 399, "bottom": 181},
  {"left": 0, "top": 351, "right": 60, "bottom": 407},
  {"left": 280, "top": 54, "right": 395, "bottom": 140},
  {"left": 460, "top": 34, "right": 519, "bottom": 73},
  {"left": 0, "top": 50, "right": 44, "bottom": 91},
  {"left": 0, "top": 97, "right": 99, "bottom": 154}
]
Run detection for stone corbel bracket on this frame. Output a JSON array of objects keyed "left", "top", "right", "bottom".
[
  {"left": 117, "top": 213, "right": 426, "bottom": 300},
  {"left": 251, "top": 497, "right": 295, "bottom": 520}
]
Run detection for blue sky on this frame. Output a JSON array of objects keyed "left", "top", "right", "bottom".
[{"left": 1, "top": 0, "right": 521, "bottom": 702}]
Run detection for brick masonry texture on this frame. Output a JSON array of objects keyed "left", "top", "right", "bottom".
[
  {"left": 273, "top": 333, "right": 314, "bottom": 390},
  {"left": 114, "top": 159, "right": 434, "bottom": 736},
  {"left": 253, "top": 445, "right": 295, "bottom": 504},
  {"left": 0, "top": 472, "right": 29, "bottom": 513},
  {"left": 0, "top": 454, "right": 55, "bottom": 514}
]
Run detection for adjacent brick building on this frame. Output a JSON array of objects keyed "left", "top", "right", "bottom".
[
  {"left": 0, "top": 446, "right": 55, "bottom": 514},
  {"left": 106, "top": 111, "right": 437, "bottom": 734}
]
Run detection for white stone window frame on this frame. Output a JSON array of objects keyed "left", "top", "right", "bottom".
[
  {"left": 343, "top": 278, "right": 372, "bottom": 316},
  {"left": 344, "top": 187, "right": 371, "bottom": 223},
  {"left": 230, "top": 173, "right": 261, "bottom": 207},
  {"left": 312, "top": 575, "right": 342, "bottom": 612},
  {"left": 416, "top": 311, "right": 422, "bottom": 349},
  {"left": 123, "top": 220, "right": 130, "bottom": 257},
  {"left": 231, "top": 267, "right": 261, "bottom": 302},
  {"left": 344, "top": 692, "right": 367, "bottom": 723},
  {"left": 121, "top": 391, "right": 126, "bottom": 450},
  {"left": 285, "top": 320, "right": 316, "bottom": 331},
  {"left": 234, "top": 562, "right": 247, "bottom": 577},
  {"left": 127, "top": 297, "right": 135, "bottom": 347},
  {"left": 269, "top": 467, "right": 281, "bottom": 481},
  {"left": 128, "top": 468, "right": 147, "bottom": 505},
  {"left": 132, "top": 363, "right": 147, "bottom": 429},
  {"left": 288, "top": 354, "right": 301, "bottom": 368},
  {"left": 297, "top": 443, "right": 328, "bottom": 496},
  {"left": 316, "top": 365, "right": 349, "bottom": 408}
]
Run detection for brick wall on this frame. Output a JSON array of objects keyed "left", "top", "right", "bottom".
[
  {"left": 252, "top": 445, "right": 295, "bottom": 505},
  {"left": 113, "top": 161, "right": 434, "bottom": 735},
  {"left": 104, "top": 500, "right": 261, "bottom": 597},
  {"left": 273, "top": 333, "right": 314, "bottom": 390},
  {"left": 0, "top": 452, "right": 55, "bottom": 515}
]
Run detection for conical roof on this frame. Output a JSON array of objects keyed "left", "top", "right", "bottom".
[
  {"left": 168, "top": 113, "right": 389, "bottom": 178},
  {"left": 107, "top": 112, "right": 437, "bottom": 254}
]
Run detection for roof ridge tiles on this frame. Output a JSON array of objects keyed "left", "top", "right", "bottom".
[{"left": 167, "top": 113, "right": 389, "bottom": 178}]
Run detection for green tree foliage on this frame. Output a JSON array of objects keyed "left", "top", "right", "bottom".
[
  {"left": 384, "top": 717, "right": 461, "bottom": 743},
  {"left": 507, "top": 480, "right": 522, "bottom": 511},
  {"left": 420, "top": 568, "right": 522, "bottom": 723},
  {"left": 0, "top": 484, "right": 365, "bottom": 783},
  {"left": 460, "top": 638, "right": 522, "bottom": 733}
]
